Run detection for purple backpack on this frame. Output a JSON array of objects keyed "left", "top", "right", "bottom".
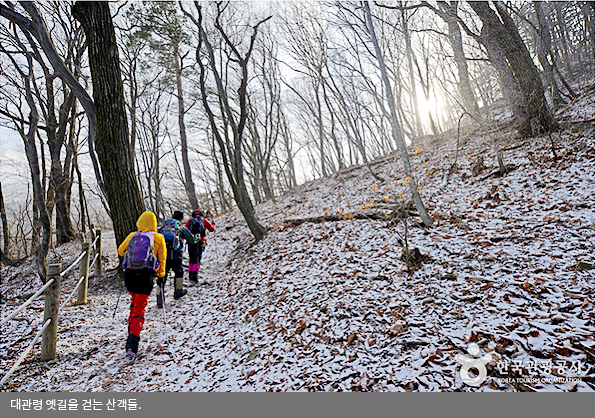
[{"left": 122, "top": 231, "right": 159, "bottom": 270}]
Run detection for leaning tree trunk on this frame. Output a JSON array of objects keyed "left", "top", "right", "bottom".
[
  {"left": 0, "top": 181, "right": 10, "bottom": 257},
  {"left": 469, "top": 1, "right": 557, "bottom": 137},
  {"left": 364, "top": 1, "right": 433, "bottom": 227},
  {"left": 72, "top": 1, "right": 145, "bottom": 246}
]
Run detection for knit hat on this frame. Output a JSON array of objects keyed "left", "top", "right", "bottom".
[
  {"left": 173, "top": 210, "right": 184, "bottom": 221},
  {"left": 192, "top": 209, "right": 203, "bottom": 218}
]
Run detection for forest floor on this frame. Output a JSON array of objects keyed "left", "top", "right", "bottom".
[{"left": 2, "top": 90, "right": 595, "bottom": 392}]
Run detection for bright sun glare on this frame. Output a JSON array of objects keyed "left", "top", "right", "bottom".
[{"left": 417, "top": 93, "right": 436, "bottom": 117}]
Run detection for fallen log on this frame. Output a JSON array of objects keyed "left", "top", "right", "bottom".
[
  {"left": 0, "top": 248, "right": 23, "bottom": 267},
  {"left": 283, "top": 210, "right": 394, "bottom": 226}
]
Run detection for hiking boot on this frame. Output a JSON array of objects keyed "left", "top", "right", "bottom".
[
  {"left": 125, "top": 333, "right": 140, "bottom": 360},
  {"left": 174, "top": 289, "right": 187, "bottom": 299},
  {"left": 125, "top": 349, "right": 136, "bottom": 361},
  {"left": 189, "top": 277, "right": 199, "bottom": 285}
]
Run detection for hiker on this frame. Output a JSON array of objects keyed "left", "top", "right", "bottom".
[
  {"left": 117, "top": 211, "right": 167, "bottom": 359},
  {"left": 156, "top": 210, "right": 187, "bottom": 307},
  {"left": 184, "top": 209, "right": 216, "bottom": 285}
]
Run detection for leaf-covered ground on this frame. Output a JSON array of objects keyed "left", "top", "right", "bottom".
[{"left": 2, "top": 90, "right": 595, "bottom": 392}]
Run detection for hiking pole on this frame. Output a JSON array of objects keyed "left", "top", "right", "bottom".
[
  {"left": 112, "top": 284, "right": 124, "bottom": 319},
  {"left": 160, "top": 284, "right": 173, "bottom": 357},
  {"left": 212, "top": 228, "right": 219, "bottom": 259}
]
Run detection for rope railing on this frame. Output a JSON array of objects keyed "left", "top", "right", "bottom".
[
  {"left": 59, "top": 250, "right": 87, "bottom": 278},
  {"left": 0, "top": 319, "right": 52, "bottom": 387},
  {"left": 60, "top": 275, "right": 86, "bottom": 311},
  {"left": 90, "top": 251, "right": 99, "bottom": 270},
  {"left": 0, "top": 278, "right": 55, "bottom": 327},
  {"left": 91, "top": 233, "right": 100, "bottom": 251},
  {"left": 0, "top": 228, "right": 102, "bottom": 388}
]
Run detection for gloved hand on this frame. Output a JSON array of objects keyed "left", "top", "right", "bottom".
[{"left": 157, "top": 276, "right": 165, "bottom": 287}]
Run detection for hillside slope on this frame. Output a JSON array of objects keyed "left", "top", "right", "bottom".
[{"left": 2, "top": 91, "right": 595, "bottom": 392}]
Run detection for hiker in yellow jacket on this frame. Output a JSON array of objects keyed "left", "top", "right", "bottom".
[{"left": 118, "top": 211, "right": 167, "bottom": 358}]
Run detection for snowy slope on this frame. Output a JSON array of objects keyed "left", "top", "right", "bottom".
[{"left": 2, "top": 93, "right": 595, "bottom": 392}]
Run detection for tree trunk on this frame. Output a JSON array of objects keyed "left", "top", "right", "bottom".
[
  {"left": 47, "top": 90, "right": 76, "bottom": 245},
  {"left": 22, "top": 76, "right": 51, "bottom": 280},
  {"left": 364, "top": 1, "right": 433, "bottom": 227},
  {"left": 322, "top": 81, "right": 345, "bottom": 171},
  {"left": 582, "top": 2, "right": 595, "bottom": 63},
  {"left": 72, "top": 1, "right": 145, "bottom": 246},
  {"left": 63, "top": 99, "right": 78, "bottom": 235},
  {"left": 0, "top": 182, "right": 9, "bottom": 257},
  {"left": 534, "top": 1, "right": 564, "bottom": 109},
  {"left": 438, "top": 1, "right": 480, "bottom": 117},
  {"left": 553, "top": 2, "right": 572, "bottom": 74},
  {"left": 280, "top": 111, "right": 297, "bottom": 189},
  {"left": 175, "top": 51, "right": 199, "bottom": 210},
  {"left": 211, "top": 134, "right": 232, "bottom": 212},
  {"left": 74, "top": 156, "right": 86, "bottom": 235},
  {"left": 469, "top": 1, "right": 557, "bottom": 137},
  {"left": 314, "top": 76, "right": 328, "bottom": 178},
  {"left": 479, "top": 24, "right": 525, "bottom": 120},
  {"left": 402, "top": 9, "right": 424, "bottom": 139}
]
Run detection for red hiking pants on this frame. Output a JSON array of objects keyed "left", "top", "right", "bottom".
[{"left": 128, "top": 292, "right": 149, "bottom": 338}]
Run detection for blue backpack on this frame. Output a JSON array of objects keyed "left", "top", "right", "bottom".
[
  {"left": 122, "top": 231, "right": 159, "bottom": 270},
  {"left": 159, "top": 219, "right": 183, "bottom": 252}
]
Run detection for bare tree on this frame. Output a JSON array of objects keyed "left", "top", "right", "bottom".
[
  {"left": 0, "top": 2, "right": 107, "bottom": 201},
  {"left": 244, "top": 31, "right": 285, "bottom": 202},
  {"left": 136, "top": 79, "right": 169, "bottom": 220},
  {"left": 123, "top": 2, "right": 200, "bottom": 210},
  {"left": 12, "top": 40, "right": 51, "bottom": 278},
  {"left": 363, "top": 1, "right": 432, "bottom": 227},
  {"left": 182, "top": 2, "right": 269, "bottom": 241},
  {"left": 279, "top": 2, "right": 336, "bottom": 178},
  {"left": 0, "top": 3, "right": 82, "bottom": 245}
]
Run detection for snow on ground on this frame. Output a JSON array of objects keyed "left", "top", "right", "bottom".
[{"left": 2, "top": 93, "right": 595, "bottom": 392}]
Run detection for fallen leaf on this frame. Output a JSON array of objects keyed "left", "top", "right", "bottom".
[
  {"left": 389, "top": 322, "right": 407, "bottom": 336},
  {"left": 248, "top": 307, "right": 261, "bottom": 316},
  {"left": 564, "top": 291, "right": 585, "bottom": 300}
]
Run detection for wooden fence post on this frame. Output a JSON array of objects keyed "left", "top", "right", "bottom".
[
  {"left": 77, "top": 242, "right": 91, "bottom": 305},
  {"left": 94, "top": 228, "right": 102, "bottom": 277},
  {"left": 41, "top": 264, "right": 61, "bottom": 361}
]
